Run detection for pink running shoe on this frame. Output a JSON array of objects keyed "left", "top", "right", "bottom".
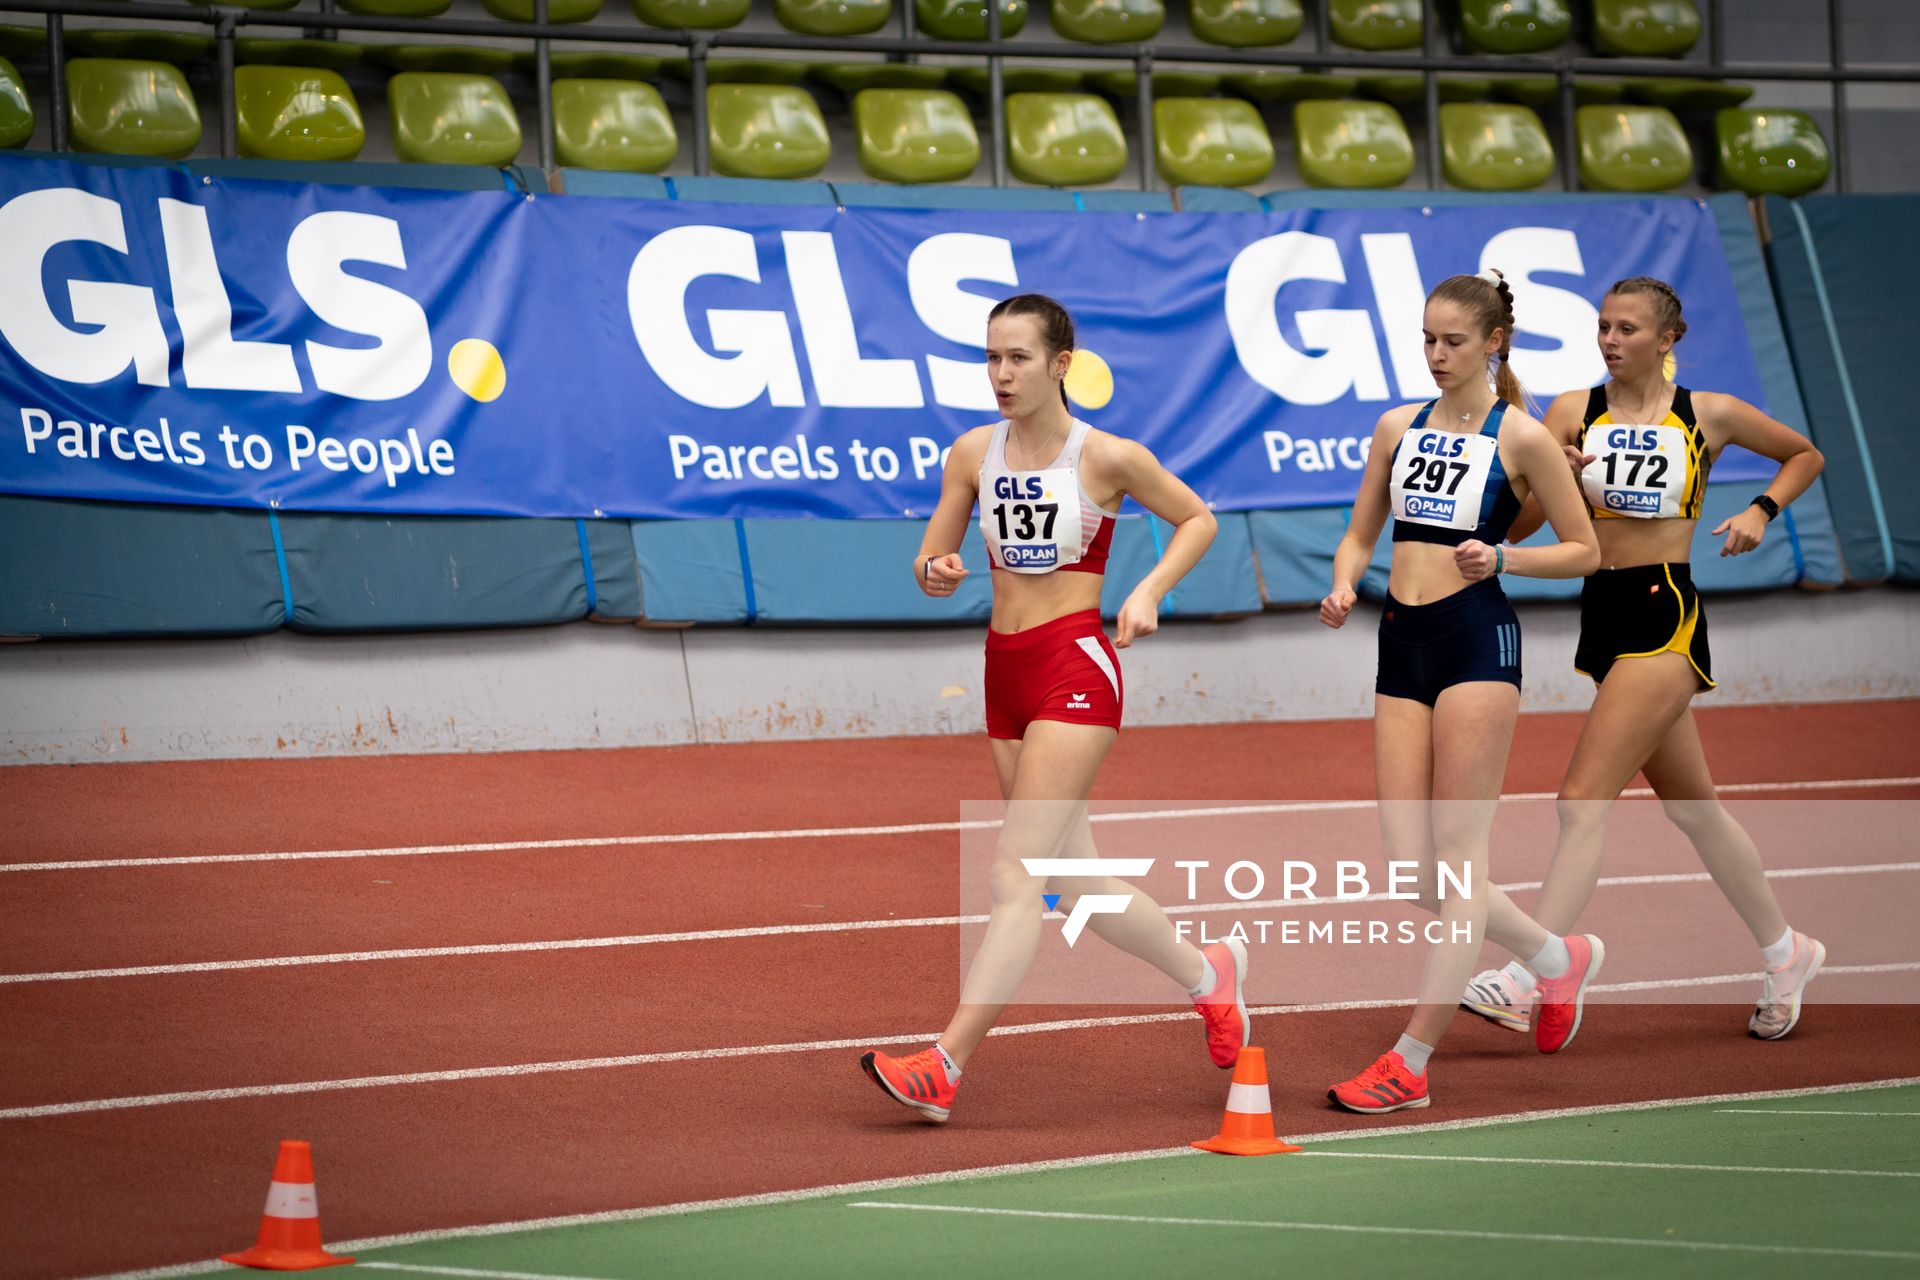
[
  {"left": 860, "top": 1047, "right": 957, "bottom": 1122},
  {"left": 1750, "top": 932, "right": 1826, "bottom": 1040},
  {"left": 1328, "top": 1051, "right": 1430, "bottom": 1114},
  {"left": 1192, "top": 937, "right": 1251, "bottom": 1068},
  {"left": 1533, "top": 934, "right": 1604, "bottom": 1055}
]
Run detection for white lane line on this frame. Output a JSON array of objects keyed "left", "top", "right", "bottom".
[
  {"left": 8, "top": 862, "right": 1919, "bottom": 986},
  {"left": 63, "top": 1077, "right": 1920, "bottom": 1280},
  {"left": 1716, "top": 1109, "right": 1920, "bottom": 1117},
  {"left": 1301, "top": 1150, "right": 1920, "bottom": 1178},
  {"left": 9, "top": 776, "right": 1915, "bottom": 873},
  {"left": 843, "top": 1202, "right": 1920, "bottom": 1262},
  {"left": 8, "top": 977, "right": 1918, "bottom": 1122},
  {"left": 360, "top": 1265, "right": 613, "bottom": 1280}
]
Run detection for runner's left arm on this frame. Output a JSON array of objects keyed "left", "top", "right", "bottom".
[
  {"left": 1107, "top": 439, "right": 1217, "bottom": 648},
  {"left": 1698, "top": 393, "right": 1825, "bottom": 557}
]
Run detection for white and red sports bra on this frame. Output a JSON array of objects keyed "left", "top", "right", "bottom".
[{"left": 978, "top": 418, "right": 1118, "bottom": 575}]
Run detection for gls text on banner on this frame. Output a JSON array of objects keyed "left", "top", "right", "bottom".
[{"left": 0, "top": 157, "right": 1772, "bottom": 519}]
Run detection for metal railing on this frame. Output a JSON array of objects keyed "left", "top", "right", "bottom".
[{"left": 5, "top": 0, "right": 1916, "bottom": 191}]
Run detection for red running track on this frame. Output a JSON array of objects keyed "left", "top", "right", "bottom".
[{"left": 1, "top": 701, "right": 1917, "bottom": 1279}]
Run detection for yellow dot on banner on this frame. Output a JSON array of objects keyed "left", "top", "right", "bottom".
[
  {"left": 449, "top": 338, "right": 506, "bottom": 403},
  {"left": 1663, "top": 352, "right": 1677, "bottom": 382},
  {"left": 1064, "top": 348, "right": 1114, "bottom": 410}
]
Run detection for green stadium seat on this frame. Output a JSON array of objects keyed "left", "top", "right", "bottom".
[
  {"left": 776, "top": 0, "right": 891, "bottom": 35},
  {"left": 1330, "top": 0, "right": 1421, "bottom": 51},
  {"left": 1592, "top": 0, "right": 1700, "bottom": 57},
  {"left": 1007, "top": 92, "right": 1127, "bottom": 185},
  {"left": 1089, "top": 70, "right": 1221, "bottom": 100},
  {"left": 340, "top": 0, "right": 452, "bottom": 15},
  {"left": 1223, "top": 71, "right": 1358, "bottom": 102},
  {"left": 948, "top": 66, "right": 1085, "bottom": 95},
  {"left": 1189, "top": 0, "right": 1302, "bottom": 48},
  {"left": 65, "top": 30, "right": 212, "bottom": 63},
  {"left": 1049, "top": 0, "right": 1164, "bottom": 44},
  {"left": 67, "top": 59, "right": 202, "bottom": 158},
  {"left": 1357, "top": 75, "right": 1494, "bottom": 105},
  {"left": 1458, "top": 0, "right": 1569, "bottom": 54},
  {"left": 1293, "top": 99, "right": 1413, "bottom": 188},
  {"left": 1576, "top": 103, "right": 1691, "bottom": 190},
  {"left": 389, "top": 71, "right": 522, "bottom": 165},
  {"left": 0, "top": 25, "right": 45, "bottom": 59},
  {"left": 236, "top": 40, "right": 366, "bottom": 73},
  {"left": 708, "top": 83, "right": 831, "bottom": 179},
  {"left": 0, "top": 57, "right": 31, "bottom": 149},
  {"left": 854, "top": 87, "right": 978, "bottom": 182},
  {"left": 553, "top": 78, "right": 677, "bottom": 172},
  {"left": 370, "top": 46, "right": 519, "bottom": 75},
  {"left": 1624, "top": 78, "right": 1753, "bottom": 111},
  {"left": 810, "top": 62, "right": 947, "bottom": 92},
  {"left": 1495, "top": 76, "right": 1624, "bottom": 107},
  {"left": 1154, "top": 96, "right": 1272, "bottom": 187},
  {"left": 1440, "top": 102, "right": 1554, "bottom": 191},
  {"left": 519, "top": 52, "right": 664, "bottom": 80},
  {"left": 668, "top": 58, "right": 810, "bottom": 85},
  {"left": 633, "top": 0, "right": 751, "bottom": 28},
  {"left": 1716, "top": 107, "right": 1829, "bottom": 197},
  {"left": 914, "top": 0, "right": 1027, "bottom": 39},
  {"left": 234, "top": 65, "right": 365, "bottom": 161},
  {"left": 484, "top": 0, "right": 603, "bottom": 20}
]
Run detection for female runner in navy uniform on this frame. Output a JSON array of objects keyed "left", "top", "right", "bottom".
[
  {"left": 1461, "top": 277, "right": 1828, "bottom": 1044},
  {"left": 1320, "top": 270, "right": 1602, "bottom": 1113},
  {"left": 860, "top": 294, "right": 1246, "bottom": 1122}
]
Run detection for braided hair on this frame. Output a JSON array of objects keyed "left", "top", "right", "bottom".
[
  {"left": 1428, "top": 268, "right": 1527, "bottom": 411},
  {"left": 1606, "top": 276, "right": 1688, "bottom": 345}
]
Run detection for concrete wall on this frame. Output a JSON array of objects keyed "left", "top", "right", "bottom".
[{"left": 4, "top": 589, "right": 1915, "bottom": 763}]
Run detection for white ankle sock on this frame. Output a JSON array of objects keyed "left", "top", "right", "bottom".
[
  {"left": 1761, "top": 926, "right": 1796, "bottom": 969},
  {"left": 1502, "top": 959, "right": 1536, "bottom": 989},
  {"left": 933, "top": 1043, "right": 962, "bottom": 1081},
  {"left": 1187, "top": 953, "right": 1218, "bottom": 998},
  {"left": 1392, "top": 1033, "right": 1434, "bottom": 1076},
  {"left": 1528, "top": 934, "right": 1572, "bottom": 980}
]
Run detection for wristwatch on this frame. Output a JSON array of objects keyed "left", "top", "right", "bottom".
[{"left": 1749, "top": 494, "right": 1781, "bottom": 522}]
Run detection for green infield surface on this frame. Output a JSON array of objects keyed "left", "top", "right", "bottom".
[{"left": 191, "top": 1083, "right": 1920, "bottom": 1280}]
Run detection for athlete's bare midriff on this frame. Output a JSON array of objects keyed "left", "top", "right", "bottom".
[
  {"left": 988, "top": 568, "right": 1104, "bottom": 633},
  {"left": 1595, "top": 516, "right": 1697, "bottom": 569}
]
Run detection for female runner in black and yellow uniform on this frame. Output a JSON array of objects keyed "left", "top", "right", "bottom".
[{"left": 1462, "top": 277, "right": 1830, "bottom": 1045}]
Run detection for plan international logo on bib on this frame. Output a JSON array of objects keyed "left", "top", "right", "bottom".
[
  {"left": 1403, "top": 495, "right": 1457, "bottom": 521},
  {"left": 1605, "top": 489, "right": 1664, "bottom": 514},
  {"left": 1000, "top": 544, "right": 1058, "bottom": 569}
]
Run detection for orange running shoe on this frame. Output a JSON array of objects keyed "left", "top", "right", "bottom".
[
  {"left": 860, "top": 1047, "right": 957, "bottom": 1123},
  {"left": 1192, "top": 937, "right": 1251, "bottom": 1068},
  {"left": 1533, "top": 934, "right": 1604, "bottom": 1054},
  {"left": 1328, "top": 1050, "right": 1430, "bottom": 1114}
]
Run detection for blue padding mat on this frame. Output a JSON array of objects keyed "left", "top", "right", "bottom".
[
  {"left": 559, "top": 169, "right": 673, "bottom": 200},
  {"left": 630, "top": 519, "right": 752, "bottom": 624},
  {"left": 0, "top": 495, "right": 285, "bottom": 638},
  {"left": 1176, "top": 186, "right": 1264, "bottom": 212},
  {"left": 1078, "top": 190, "right": 1176, "bottom": 213},
  {"left": 1763, "top": 193, "right": 1917, "bottom": 583},
  {"left": 741, "top": 519, "right": 993, "bottom": 624},
  {"left": 670, "top": 176, "right": 837, "bottom": 205},
  {"left": 833, "top": 183, "right": 1079, "bottom": 210},
  {"left": 1098, "top": 513, "right": 1262, "bottom": 618},
  {"left": 275, "top": 513, "right": 607, "bottom": 632},
  {"left": 1248, "top": 507, "right": 1388, "bottom": 607}
]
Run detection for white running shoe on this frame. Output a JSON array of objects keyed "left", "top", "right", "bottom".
[
  {"left": 1750, "top": 933, "right": 1826, "bottom": 1040},
  {"left": 1461, "top": 966, "right": 1534, "bottom": 1032}
]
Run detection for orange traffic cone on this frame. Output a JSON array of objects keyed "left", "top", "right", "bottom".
[
  {"left": 1191, "top": 1047, "right": 1300, "bottom": 1156},
  {"left": 221, "top": 1140, "right": 354, "bottom": 1270}
]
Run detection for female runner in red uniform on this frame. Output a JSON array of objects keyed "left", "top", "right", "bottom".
[{"left": 860, "top": 293, "right": 1243, "bottom": 1122}]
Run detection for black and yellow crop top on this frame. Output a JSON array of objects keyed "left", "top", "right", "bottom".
[{"left": 1577, "top": 384, "right": 1709, "bottom": 521}]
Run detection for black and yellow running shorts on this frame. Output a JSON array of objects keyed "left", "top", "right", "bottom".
[{"left": 1573, "top": 562, "right": 1714, "bottom": 691}]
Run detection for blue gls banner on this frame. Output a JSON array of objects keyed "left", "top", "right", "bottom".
[{"left": 0, "top": 156, "right": 1773, "bottom": 519}]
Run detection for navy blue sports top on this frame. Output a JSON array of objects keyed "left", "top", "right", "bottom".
[{"left": 1388, "top": 399, "right": 1522, "bottom": 548}]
